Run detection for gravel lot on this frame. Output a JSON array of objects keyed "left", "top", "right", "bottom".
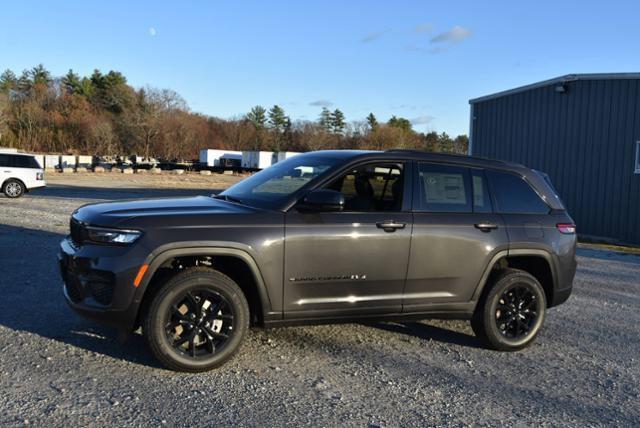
[{"left": 0, "top": 174, "right": 639, "bottom": 427}]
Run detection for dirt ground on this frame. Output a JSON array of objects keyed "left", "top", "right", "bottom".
[
  {"left": 45, "top": 170, "right": 245, "bottom": 190},
  {"left": 0, "top": 173, "right": 638, "bottom": 426}
]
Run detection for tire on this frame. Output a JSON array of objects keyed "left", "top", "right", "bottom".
[
  {"left": 143, "top": 267, "right": 250, "bottom": 372},
  {"left": 471, "top": 268, "right": 546, "bottom": 351},
  {"left": 3, "top": 179, "right": 25, "bottom": 198}
]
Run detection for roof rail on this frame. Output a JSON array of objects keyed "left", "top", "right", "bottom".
[
  {"left": 385, "top": 149, "right": 470, "bottom": 158},
  {"left": 383, "top": 149, "right": 524, "bottom": 168}
]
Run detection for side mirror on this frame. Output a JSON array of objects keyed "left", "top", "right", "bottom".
[{"left": 298, "top": 189, "right": 345, "bottom": 212}]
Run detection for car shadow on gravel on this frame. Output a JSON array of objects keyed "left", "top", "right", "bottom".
[
  {"left": 0, "top": 224, "right": 162, "bottom": 369},
  {"left": 368, "top": 321, "right": 483, "bottom": 348}
]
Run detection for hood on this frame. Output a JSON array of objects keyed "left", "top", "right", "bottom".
[{"left": 72, "top": 196, "right": 258, "bottom": 227}]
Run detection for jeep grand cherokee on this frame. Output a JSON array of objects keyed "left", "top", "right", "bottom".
[{"left": 59, "top": 150, "right": 577, "bottom": 372}]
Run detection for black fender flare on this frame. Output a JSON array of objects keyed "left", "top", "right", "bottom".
[
  {"left": 470, "top": 249, "right": 558, "bottom": 302},
  {"left": 133, "top": 245, "right": 275, "bottom": 322}
]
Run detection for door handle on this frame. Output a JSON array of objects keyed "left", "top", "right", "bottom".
[
  {"left": 376, "top": 221, "right": 406, "bottom": 232},
  {"left": 475, "top": 222, "right": 498, "bottom": 232}
]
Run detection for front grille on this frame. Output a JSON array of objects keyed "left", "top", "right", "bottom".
[
  {"left": 63, "top": 269, "right": 115, "bottom": 306},
  {"left": 69, "top": 217, "right": 87, "bottom": 246},
  {"left": 65, "top": 276, "right": 84, "bottom": 303},
  {"left": 87, "top": 272, "right": 116, "bottom": 305}
]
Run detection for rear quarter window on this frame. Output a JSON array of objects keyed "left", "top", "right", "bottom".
[
  {"left": 9, "top": 155, "right": 40, "bottom": 169},
  {"left": 486, "top": 170, "right": 549, "bottom": 214}
]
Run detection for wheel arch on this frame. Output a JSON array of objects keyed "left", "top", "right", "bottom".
[
  {"left": 2, "top": 177, "right": 26, "bottom": 192},
  {"left": 134, "top": 246, "right": 274, "bottom": 328},
  {"left": 472, "top": 249, "right": 558, "bottom": 307}
]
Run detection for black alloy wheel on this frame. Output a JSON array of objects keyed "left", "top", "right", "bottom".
[
  {"left": 471, "top": 268, "right": 546, "bottom": 351},
  {"left": 144, "top": 267, "right": 249, "bottom": 372},
  {"left": 164, "top": 289, "right": 235, "bottom": 358},
  {"left": 494, "top": 285, "right": 540, "bottom": 340}
]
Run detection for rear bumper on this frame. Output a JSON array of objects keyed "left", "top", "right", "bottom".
[
  {"left": 551, "top": 284, "right": 572, "bottom": 307},
  {"left": 27, "top": 181, "right": 46, "bottom": 190},
  {"left": 550, "top": 254, "right": 576, "bottom": 307},
  {"left": 58, "top": 237, "right": 148, "bottom": 331}
]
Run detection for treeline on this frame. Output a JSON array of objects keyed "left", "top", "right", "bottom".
[{"left": 0, "top": 65, "right": 468, "bottom": 159}]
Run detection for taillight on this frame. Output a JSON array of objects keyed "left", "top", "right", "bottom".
[
  {"left": 36, "top": 172, "right": 44, "bottom": 180},
  {"left": 557, "top": 223, "right": 576, "bottom": 234}
]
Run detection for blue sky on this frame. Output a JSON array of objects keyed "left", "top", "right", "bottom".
[{"left": 2, "top": 0, "right": 639, "bottom": 136}]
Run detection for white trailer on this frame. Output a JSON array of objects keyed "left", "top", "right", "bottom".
[
  {"left": 273, "top": 151, "right": 301, "bottom": 164},
  {"left": 59, "top": 155, "right": 76, "bottom": 169},
  {"left": 44, "top": 155, "right": 60, "bottom": 169},
  {"left": 77, "top": 155, "right": 93, "bottom": 168},
  {"left": 199, "top": 149, "right": 243, "bottom": 167},
  {"left": 242, "top": 151, "right": 273, "bottom": 169}
]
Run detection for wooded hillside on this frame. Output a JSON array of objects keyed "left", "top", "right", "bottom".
[{"left": 0, "top": 65, "right": 468, "bottom": 159}]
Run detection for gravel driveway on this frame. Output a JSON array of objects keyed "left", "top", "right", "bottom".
[{"left": 0, "top": 175, "right": 638, "bottom": 426}]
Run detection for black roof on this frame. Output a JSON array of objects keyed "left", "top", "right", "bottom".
[
  {"left": 292, "top": 149, "right": 536, "bottom": 182},
  {"left": 308, "top": 149, "right": 526, "bottom": 171}
]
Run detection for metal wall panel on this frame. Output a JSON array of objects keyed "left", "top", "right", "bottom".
[{"left": 471, "top": 78, "right": 640, "bottom": 245}]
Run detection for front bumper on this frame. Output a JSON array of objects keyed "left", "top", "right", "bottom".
[{"left": 58, "top": 237, "right": 148, "bottom": 331}]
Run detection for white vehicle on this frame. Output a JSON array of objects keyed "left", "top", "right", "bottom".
[{"left": 0, "top": 153, "right": 46, "bottom": 198}]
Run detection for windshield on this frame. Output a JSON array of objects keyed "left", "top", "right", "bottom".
[{"left": 218, "top": 154, "right": 344, "bottom": 210}]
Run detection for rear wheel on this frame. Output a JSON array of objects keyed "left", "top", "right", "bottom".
[
  {"left": 144, "top": 267, "right": 250, "bottom": 372},
  {"left": 3, "top": 179, "right": 25, "bottom": 198},
  {"left": 471, "top": 269, "right": 546, "bottom": 351}
]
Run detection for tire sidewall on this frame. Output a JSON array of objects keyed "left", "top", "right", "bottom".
[
  {"left": 482, "top": 272, "right": 546, "bottom": 350},
  {"left": 3, "top": 180, "right": 25, "bottom": 198},
  {"left": 147, "top": 271, "right": 249, "bottom": 371}
]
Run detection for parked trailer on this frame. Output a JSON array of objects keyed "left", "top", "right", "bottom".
[
  {"left": 77, "top": 155, "right": 92, "bottom": 168},
  {"left": 59, "top": 155, "right": 76, "bottom": 169},
  {"left": 242, "top": 151, "right": 273, "bottom": 170},
  {"left": 44, "top": 155, "right": 60, "bottom": 169},
  {"left": 199, "top": 149, "right": 243, "bottom": 167},
  {"left": 273, "top": 151, "right": 301, "bottom": 164}
]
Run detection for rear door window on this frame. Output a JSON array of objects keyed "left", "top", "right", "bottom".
[
  {"left": 0, "top": 154, "right": 9, "bottom": 167},
  {"left": 415, "top": 163, "right": 472, "bottom": 213},
  {"left": 486, "top": 170, "right": 549, "bottom": 214}
]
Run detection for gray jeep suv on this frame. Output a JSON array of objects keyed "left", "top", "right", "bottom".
[{"left": 58, "top": 150, "right": 577, "bottom": 372}]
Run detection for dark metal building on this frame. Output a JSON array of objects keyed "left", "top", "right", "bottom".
[{"left": 469, "top": 74, "right": 640, "bottom": 245}]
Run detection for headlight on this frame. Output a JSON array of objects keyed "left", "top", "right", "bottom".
[{"left": 86, "top": 226, "right": 142, "bottom": 245}]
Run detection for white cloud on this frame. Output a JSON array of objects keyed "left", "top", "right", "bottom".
[
  {"left": 309, "top": 100, "right": 333, "bottom": 107},
  {"left": 430, "top": 25, "right": 471, "bottom": 44},
  {"left": 411, "top": 115, "right": 435, "bottom": 125},
  {"left": 148, "top": 27, "right": 157, "bottom": 37}
]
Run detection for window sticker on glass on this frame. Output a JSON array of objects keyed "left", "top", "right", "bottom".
[{"left": 423, "top": 173, "right": 467, "bottom": 205}]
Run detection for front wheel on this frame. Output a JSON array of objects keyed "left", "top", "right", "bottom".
[
  {"left": 471, "top": 269, "right": 546, "bottom": 351},
  {"left": 3, "top": 179, "right": 25, "bottom": 198},
  {"left": 144, "top": 267, "right": 250, "bottom": 372}
]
